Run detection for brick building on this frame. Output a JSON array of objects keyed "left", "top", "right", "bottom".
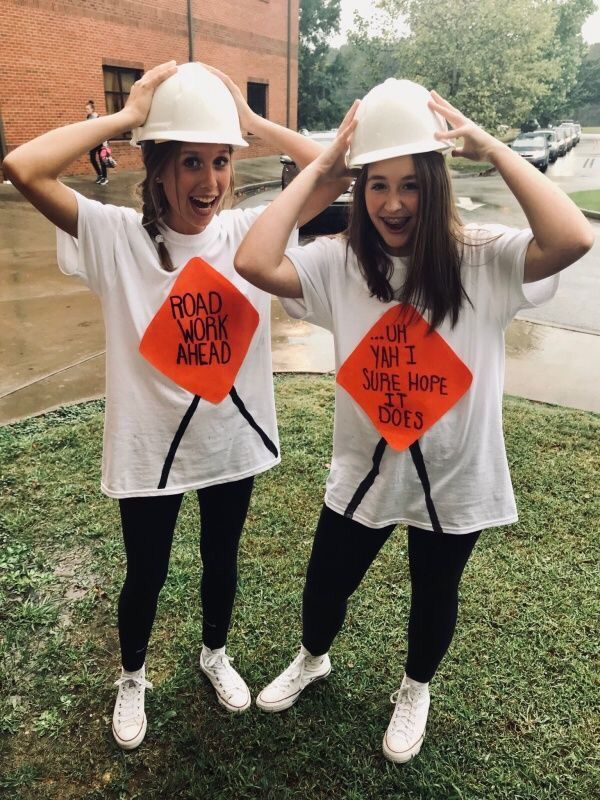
[{"left": 0, "top": 0, "right": 299, "bottom": 176}]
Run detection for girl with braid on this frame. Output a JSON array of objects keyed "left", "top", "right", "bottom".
[{"left": 4, "top": 61, "right": 348, "bottom": 750}]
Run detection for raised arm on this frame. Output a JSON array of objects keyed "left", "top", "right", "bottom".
[
  {"left": 205, "top": 65, "right": 355, "bottom": 228},
  {"left": 3, "top": 61, "right": 177, "bottom": 237},
  {"left": 429, "top": 91, "right": 594, "bottom": 282},
  {"left": 234, "top": 104, "right": 358, "bottom": 298}
]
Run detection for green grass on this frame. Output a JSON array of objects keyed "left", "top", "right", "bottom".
[
  {"left": 1, "top": 376, "right": 598, "bottom": 799},
  {"left": 568, "top": 189, "right": 600, "bottom": 213}
]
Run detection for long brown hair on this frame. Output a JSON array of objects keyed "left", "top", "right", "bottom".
[
  {"left": 345, "top": 151, "right": 469, "bottom": 329},
  {"left": 136, "top": 141, "right": 235, "bottom": 272}
]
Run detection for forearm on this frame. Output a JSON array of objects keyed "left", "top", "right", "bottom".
[
  {"left": 235, "top": 160, "right": 321, "bottom": 281},
  {"left": 3, "top": 109, "right": 137, "bottom": 185},
  {"left": 488, "top": 142, "right": 593, "bottom": 257}
]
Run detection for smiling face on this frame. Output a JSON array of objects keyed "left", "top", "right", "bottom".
[
  {"left": 364, "top": 155, "right": 419, "bottom": 256},
  {"left": 159, "top": 143, "right": 232, "bottom": 235}
]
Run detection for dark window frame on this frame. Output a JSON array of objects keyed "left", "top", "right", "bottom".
[
  {"left": 103, "top": 65, "right": 143, "bottom": 140},
  {"left": 247, "top": 81, "right": 268, "bottom": 119}
]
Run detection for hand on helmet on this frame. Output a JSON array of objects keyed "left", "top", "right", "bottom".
[
  {"left": 312, "top": 100, "right": 360, "bottom": 184},
  {"left": 429, "top": 90, "right": 504, "bottom": 163},
  {"left": 202, "top": 64, "right": 255, "bottom": 131},
  {"left": 124, "top": 61, "right": 178, "bottom": 129}
]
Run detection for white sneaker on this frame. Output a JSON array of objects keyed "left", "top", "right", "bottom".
[
  {"left": 112, "top": 665, "right": 153, "bottom": 750},
  {"left": 200, "top": 645, "right": 251, "bottom": 713},
  {"left": 256, "top": 646, "right": 331, "bottom": 712},
  {"left": 383, "top": 675, "right": 430, "bottom": 763}
]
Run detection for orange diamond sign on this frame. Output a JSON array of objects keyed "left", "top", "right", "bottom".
[
  {"left": 336, "top": 305, "right": 473, "bottom": 451},
  {"left": 139, "top": 257, "right": 259, "bottom": 403}
]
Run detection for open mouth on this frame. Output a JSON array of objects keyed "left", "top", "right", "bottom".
[
  {"left": 381, "top": 217, "right": 411, "bottom": 234},
  {"left": 190, "top": 196, "right": 218, "bottom": 212}
]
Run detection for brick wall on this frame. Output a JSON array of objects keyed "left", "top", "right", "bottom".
[{"left": 0, "top": 0, "right": 298, "bottom": 176}]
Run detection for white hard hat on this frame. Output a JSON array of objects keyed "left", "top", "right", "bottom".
[
  {"left": 131, "top": 62, "right": 248, "bottom": 148},
  {"left": 347, "top": 79, "right": 452, "bottom": 168}
]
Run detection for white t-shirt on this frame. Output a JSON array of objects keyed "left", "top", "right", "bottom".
[
  {"left": 281, "top": 225, "right": 559, "bottom": 534},
  {"left": 57, "top": 192, "right": 297, "bottom": 498}
]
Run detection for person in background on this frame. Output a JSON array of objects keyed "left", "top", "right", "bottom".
[{"left": 85, "top": 100, "right": 108, "bottom": 185}]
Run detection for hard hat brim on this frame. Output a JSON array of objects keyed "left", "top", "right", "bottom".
[
  {"left": 348, "top": 138, "right": 453, "bottom": 169},
  {"left": 131, "top": 130, "right": 249, "bottom": 148}
]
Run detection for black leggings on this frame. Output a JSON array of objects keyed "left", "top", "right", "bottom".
[
  {"left": 302, "top": 505, "right": 480, "bottom": 683},
  {"left": 89, "top": 147, "right": 107, "bottom": 179},
  {"left": 117, "top": 477, "right": 254, "bottom": 671}
]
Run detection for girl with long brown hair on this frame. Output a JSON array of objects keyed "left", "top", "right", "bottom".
[{"left": 234, "top": 79, "right": 593, "bottom": 763}]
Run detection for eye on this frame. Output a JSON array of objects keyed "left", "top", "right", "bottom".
[
  {"left": 402, "top": 181, "right": 418, "bottom": 191},
  {"left": 369, "top": 182, "right": 387, "bottom": 192},
  {"left": 182, "top": 156, "right": 200, "bottom": 169},
  {"left": 214, "top": 155, "right": 230, "bottom": 168}
]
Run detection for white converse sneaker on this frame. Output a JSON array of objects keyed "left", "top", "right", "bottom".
[
  {"left": 112, "top": 665, "right": 153, "bottom": 750},
  {"left": 383, "top": 675, "right": 430, "bottom": 763},
  {"left": 256, "top": 646, "right": 331, "bottom": 712},
  {"left": 199, "top": 645, "right": 251, "bottom": 713}
]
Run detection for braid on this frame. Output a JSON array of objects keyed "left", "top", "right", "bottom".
[{"left": 136, "top": 141, "right": 179, "bottom": 272}]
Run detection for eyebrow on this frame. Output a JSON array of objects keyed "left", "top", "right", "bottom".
[
  {"left": 367, "top": 174, "right": 417, "bottom": 181},
  {"left": 180, "top": 148, "right": 230, "bottom": 156}
]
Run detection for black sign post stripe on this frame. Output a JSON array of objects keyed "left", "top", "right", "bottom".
[
  {"left": 344, "top": 437, "right": 388, "bottom": 519},
  {"left": 158, "top": 394, "right": 202, "bottom": 489},
  {"left": 229, "top": 386, "right": 279, "bottom": 457},
  {"left": 409, "top": 440, "right": 443, "bottom": 534}
]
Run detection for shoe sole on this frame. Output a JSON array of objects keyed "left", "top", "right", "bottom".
[
  {"left": 382, "top": 730, "right": 425, "bottom": 764},
  {"left": 255, "top": 666, "right": 332, "bottom": 713},
  {"left": 112, "top": 713, "right": 147, "bottom": 751},
  {"left": 199, "top": 662, "right": 251, "bottom": 714}
]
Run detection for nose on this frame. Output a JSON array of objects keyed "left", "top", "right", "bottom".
[
  {"left": 199, "top": 164, "right": 219, "bottom": 192},
  {"left": 383, "top": 193, "right": 403, "bottom": 213}
]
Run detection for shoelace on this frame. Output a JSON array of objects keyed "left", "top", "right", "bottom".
[
  {"left": 203, "top": 653, "right": 244, "bottom": 698},
  {"left": 114, "top": 674, "right": 153, "bottom": 723},
  {"left": 388, "top": 685, "right": 422, "bottom": 737},
  {"left": 268, "top": 654, "right": 307, "bottom": 691}
]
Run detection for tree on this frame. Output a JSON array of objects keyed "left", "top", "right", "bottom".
[
  {"left": 350, "top": 0, "right": 594, "bottom": 130},
  {"left": 298, "top": 0, "right": 343, "bottom": 129},
  {"left": 568, "top": 42, "right": 600, "bottom": 123}
]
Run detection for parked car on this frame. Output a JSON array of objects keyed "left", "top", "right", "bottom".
[
  {"left": 535, "top": 129, "right": 559, "bottom": 162},
  {"left": 281, "top": 130, "right": 353, "bottom": 235},
  {"left": 552, "top": 126, "right": 568, "bottom": 157},
  {"left": 560, "top": 120, "right": 581, "bottom": 145},
  {"left": 510, "top": 134, "right": 550, "bottom": 171},
  {"left": 557, "top": 123, "right": 574, "bottom": 150}
]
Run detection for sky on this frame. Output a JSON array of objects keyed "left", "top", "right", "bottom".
[{"left": 328, "top": 1, "right": 600, "bottom": 48}]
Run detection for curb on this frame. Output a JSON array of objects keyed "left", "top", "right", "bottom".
[{"left": 234, "top": 179, "right": 280, "bottom": 201}]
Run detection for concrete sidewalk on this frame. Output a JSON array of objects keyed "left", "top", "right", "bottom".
[{"left": 1, "top": 158, "right": 598, "bottom": 425}]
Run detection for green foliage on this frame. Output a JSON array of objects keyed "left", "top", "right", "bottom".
[
  {"left": 568, "top": 42, "right": 600, "bottom": 124},
  {"left": 298, "top": 0, "right": 344, "bottom": 128},
  {"left": 349, "top": 0, "right": 594, "bottom": 130},
  {"left": 0, "top": 379, "right": 599, "bottom": 798}
]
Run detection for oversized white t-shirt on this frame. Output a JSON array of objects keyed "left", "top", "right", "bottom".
[
  {"left": 57, "top": 192, "right": 297, "bottom": 498},
  {"left": 281, "top": 225, "right": 559, "bottom": 534}
]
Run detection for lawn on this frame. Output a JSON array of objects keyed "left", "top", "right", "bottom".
[
  {"left": 568, "top": 189, "right": 600, "bottom": 213},
  {"left": 1, "top": 375, "right": 598, "bottom": 800}
]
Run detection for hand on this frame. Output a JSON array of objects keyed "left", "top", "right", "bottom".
[
  {"left": 202, "top": 64, "right": 255, "bottom": 131},
  {"left": 123, "top": 61, "right": 178, "bottom": 128},
  {"left": 312, "top": 100, "right": 360, "bottom": 184},
  {"left": 428, "top": 90, "right": 504, "bottom": 163}
]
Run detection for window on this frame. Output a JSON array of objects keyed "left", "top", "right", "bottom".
[
  {"left": 247, "top": 82, "right": 268, "bottom": 119},
  {"left": 103, "top": 66, "right": 142, "bottom": 139}
]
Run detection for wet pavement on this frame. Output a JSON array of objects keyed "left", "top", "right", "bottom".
[{"left": 1, "top": 145, "right": 599, "bottom": 425}]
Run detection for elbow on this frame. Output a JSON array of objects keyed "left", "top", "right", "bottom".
[
  {"left": 2, "top": 150, "right": 31, "bottom": 189},
  {"left": 233, "top": 251, "right": 254, "bottom": 281},
  {"left": 569, "top": 223, "right": 595, "bottom": 264}
]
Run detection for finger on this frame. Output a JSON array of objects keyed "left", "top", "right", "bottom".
[
  {"left": 339, "top": 99, "right": 360, "bottom": 129},
  {"left": 430, "top": 90, "right": 455, "bottom": 110},
  {"left": 435, "top": 124, "right": 469, "bottom": 140}
]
